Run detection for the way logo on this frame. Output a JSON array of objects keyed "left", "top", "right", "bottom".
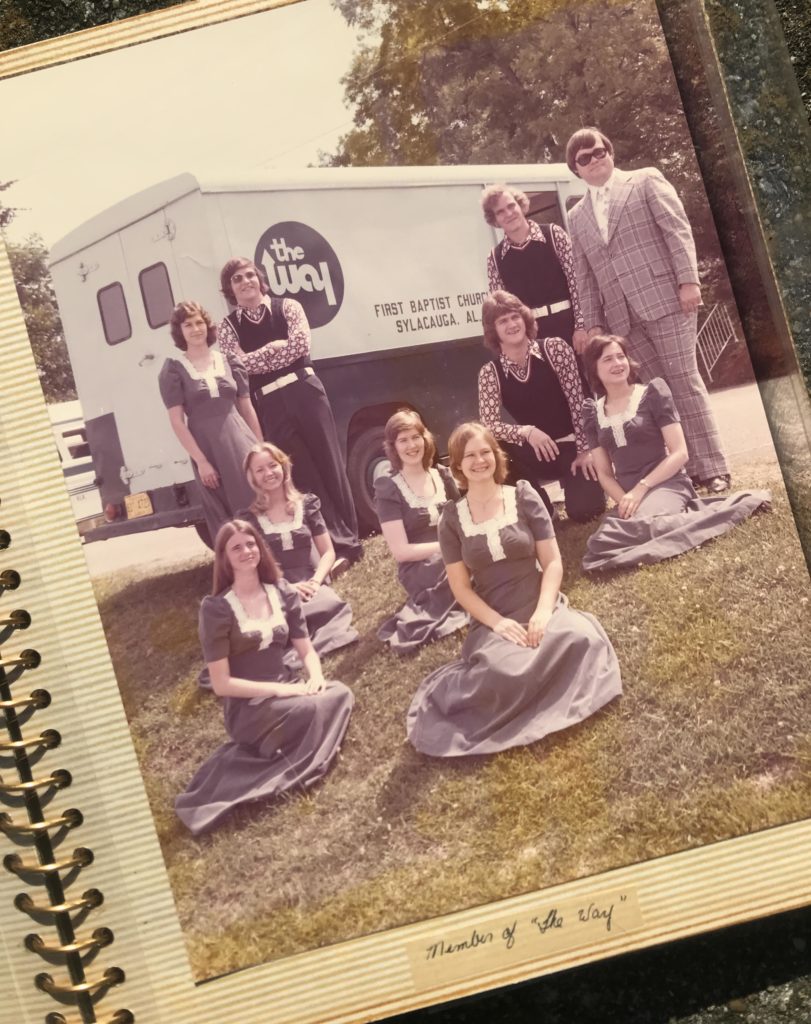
[{"left": 254, "top": 222, "right": 344, "bottom": 328}]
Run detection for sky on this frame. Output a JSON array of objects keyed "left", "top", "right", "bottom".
[{"left": 1, "top": 0, "right": 360, "bottom": 246}]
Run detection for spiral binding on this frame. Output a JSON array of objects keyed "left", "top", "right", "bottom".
[{"left": 0, "top": 528, "right": 133, "bottom": 1023}]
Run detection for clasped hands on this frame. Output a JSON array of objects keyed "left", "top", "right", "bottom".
[{"left": 494, "top": 610, "right": 552, "bottom": 648}]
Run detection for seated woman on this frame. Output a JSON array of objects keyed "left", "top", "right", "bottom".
[
  {"left": 478, "top": 290, "right": 605, "bottom": 523},
  {"left": 374, "top": 410, "right": 468, "bottom": 653},
  {"left": 159, "top": 301, "right": 262, "bottom": 544},
  {"left": 580, "top": 335, "right": 771, "bottom": 573},
  {"left": 406, "top": 423, "right": 621, "bottom": 757},
  {"left": 175, "top": 520, "right": 354, "bottom": 836},
  {"left": 240, "top": 443, "right": 357, "bottom": 662}
]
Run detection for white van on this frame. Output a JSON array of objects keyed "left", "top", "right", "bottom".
[
  {"left": 48, "top": 166, "right": 586, "bottom": 538},
  {"left": 47, "top": 400, "right": 104, "bottom": 535}
]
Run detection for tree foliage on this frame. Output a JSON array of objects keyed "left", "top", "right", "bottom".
[
  {"left": 328, "top": 0, "right": 729, "bottom": 296},
  {"left": 6, "top": 234, "right": 76, "bottom": 403}
]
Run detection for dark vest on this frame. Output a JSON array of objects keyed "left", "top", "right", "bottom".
[
  {"left": 493, "top": 224, "right": 570, "bottom": 310},
  {"left": 226, "top": 297, "right": 313, "bottom": 397},
  {"left": 493, "top": 345, "right": 573, "bottom": 440}
]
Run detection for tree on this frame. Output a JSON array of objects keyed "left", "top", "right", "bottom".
[
  {"left": 328, "top": 0, "right": 729, "bottom": 299},
  {"left": 0, "top": 0, "right": 184, "bottom": 48},
  {"left": 0, "top": 179, "right": 20, "bottom": 229},
  {"left": 6, "top": 235, "right": 76, "bottom": 403}
]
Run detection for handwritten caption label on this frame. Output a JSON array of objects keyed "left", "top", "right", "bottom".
[{"left": 406, "top": 889, "right": 642, "bottom": 990}]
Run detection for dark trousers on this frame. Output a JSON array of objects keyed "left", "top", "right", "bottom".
[
  {"left": 255, "top": 375, "right": 362, "bottom": 562},
  {"left": 502, "top": 440, "right": 605, "bottom": 524}
]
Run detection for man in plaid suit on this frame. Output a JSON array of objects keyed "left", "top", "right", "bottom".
[{"left": 565, "top": 127, "right": 729, "bottom": 490}]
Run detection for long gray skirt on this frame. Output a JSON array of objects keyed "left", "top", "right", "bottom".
[{"left": 377, "top": 553, "right": 468, "bottom": 654}]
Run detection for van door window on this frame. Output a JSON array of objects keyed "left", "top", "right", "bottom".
[
  {"left": 139, "top": 262, "right": 175, "bottom": 329},
  {"left": 97, "top": 282, "right": 132, "bottom": 345}
]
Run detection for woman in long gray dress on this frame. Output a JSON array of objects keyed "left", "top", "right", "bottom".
[
  {"left": 175, "top": 519, "right": 354, "bottom": 836},
  {"left": 159, "top": 301, "right": 262, "bottom": 543},
  {"left": 240, "top": 442, "right": 357, "bottom": 662},
  {"left": 407, "top": 423, "right": 621, "bottom": 757},
  {"left": 374, "top": 410, "right": 468, "bottom": 653},
  {"left": 580, "top": 335, "right": 770, "bottom": 573}
]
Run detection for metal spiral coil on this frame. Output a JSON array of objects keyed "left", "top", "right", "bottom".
[{"left": 0, "top": 526, "right": 133, "bottom": 1022}]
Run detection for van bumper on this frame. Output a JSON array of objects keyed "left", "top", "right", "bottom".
[{"left": 82, "top": 507, "right": 203, "bottom": 543}]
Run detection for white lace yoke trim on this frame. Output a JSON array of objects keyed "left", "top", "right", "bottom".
[
  {"left": 457, "top": 485, "right": 517, "bottom": 562},
  {"left": 596, "top": 383, "right": 646, "bottom": 448},
  {"left": 224, "top": 584, "right": 285, "bottom": 650},
  {"left": 391, "top": 467, "right": 446, "bottom": 526},
  {"left": 256, "top": 499, "right": 304, "bottom": 551},
  {"left": 180, "top": 349, "right": 225, "bottom": 399}
]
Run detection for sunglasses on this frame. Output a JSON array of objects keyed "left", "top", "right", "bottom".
[
  {"left": 575, "top": 146, "right": 608, "bottom": 167},
  {"left": 231, "top": 270, "right": 258, "bottom": 283}
]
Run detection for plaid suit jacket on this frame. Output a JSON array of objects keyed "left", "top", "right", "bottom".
[{"left": 568, "top": 166, "right": 699, "bottom": 335}]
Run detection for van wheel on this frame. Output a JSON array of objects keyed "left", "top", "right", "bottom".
[
  {"left": 194, "top": 521, "right": 213, "bottom": 549},
  {"left": 347, "top": 425, "right": 391, "bottom": 536}
]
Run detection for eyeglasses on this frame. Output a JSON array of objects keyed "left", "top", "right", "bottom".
[
  {"left": 575, "top": 146, "right": 608, "bottom": 167},
  {"left": 231, "top": 270, "right": 258, "bottom": 283}
]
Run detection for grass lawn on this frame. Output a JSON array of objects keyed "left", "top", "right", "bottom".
[{"left": 92, "top": 465, "right": 811, "bottom": 981}]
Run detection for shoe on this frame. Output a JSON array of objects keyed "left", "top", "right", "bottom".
[
  {"left": 331, "top": 557, "right": 351, "bottom": 579},
  {"left": 700, "top": 475, "right": 731, "bottom": 494}
]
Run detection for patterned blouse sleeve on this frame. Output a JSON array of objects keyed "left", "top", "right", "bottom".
[
  {"left": 199, "top": 595, "right": 233, "bottom": 663},
  {"left": 581, "top": 398, "right": 600, "bottom": 451},
  {"left": 543, "top": 337, "right": 589, "bottom": 452},
  {"left": 158, "top": 359, "right": 184, "bottom": 409},
  {"left": 486, "top": 247, "right": 504, "bottom": 292},
  {"left": 373, "top": 474, "right": 404, "bottom": 525},
  {"left": 437, "top": 464, "right": 461, "bottom": 501},
  {"left": 303, "top": 493, "right": 328, "bottom": 537},
  {"left": 647, "top": 377, "right": 681, "bottom": 429},
  {"left": 516, "top": 480, "right": 555, "bottom": 542},
  {"left": 549, "top": 223, "right": 585, "bottom": 332},
  {"left": 438, "top": 502, "right": 464, "bottom": 565},
  {"left": 478, "top": 362, "right": 525, "bottom": 445},
  {"left": 279, "top": 579, "right": 309, "bottom": 641}
]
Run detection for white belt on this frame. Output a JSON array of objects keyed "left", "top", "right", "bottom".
[
  {"left": 259, "top": 366, "right": 314, "bottom": 396},
  {"left": 555, "top": 433, "right": 575, "bottom": 444},
  {"left": 531, "top": 300, "right": 571, "bottom": 318}
]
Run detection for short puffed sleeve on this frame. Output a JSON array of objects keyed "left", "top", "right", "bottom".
[
  {"left": 199, "top": 595, "right": 233, "bottom": 662},
  {"left": 437, "top": 464, "right": 462, "bottom": 501},
  {"left": 302, "top": 493, "right": 328, "bottom": 537},
  {"left": 227, "top": 353, "right": 250, "bottom": 397},
  {"left": 516, "top": 480, "right": 555, "bottom": 542},
  {"left": 374, "top": 474, "right": 404, "bottom": 525},
  {"left": 646, "top": 377, "right": 680, "bottom": 429},
  {"left": 158, "top": 359, "right": 185, "bottom": 409},
  {"left": 278, "top": 579, "right": 309, "bottom": 640},
  {"left": 581, "top": 398, "right": 599, "bottom": 450},
  {"left": 438, "top": 501, "right": 464, "bottom": 565}
]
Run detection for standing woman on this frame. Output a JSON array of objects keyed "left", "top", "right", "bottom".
[
  {"left": 159, "top": 301, "right": 262, "bottom": 544},
  {"left": 374, "top": 410, "right": 468, "bottom": 653},
  {"left": 175, "top": 520, "right": 354, "bottom": 836},
  {"left": 407, "top": 423, "right": 621, "bottom": 757},
  {"left": 216, "top": 257, "right": 361, "bottom": 565},
  {"left": 241, "top": 443, "right": 358, "bottom": 662},
  {"left": 581, "top": 335, "right": 770, "bottom": 572}
]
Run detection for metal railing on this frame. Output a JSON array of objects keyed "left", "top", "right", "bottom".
[{"left": 697, "top": 303, "right": 737, "bottom": 382}]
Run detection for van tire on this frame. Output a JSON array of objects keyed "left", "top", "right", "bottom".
[{"left": 346, "top": 425, "right": 389, "bottom": 536}]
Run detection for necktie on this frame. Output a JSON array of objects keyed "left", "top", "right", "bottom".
[{"left": 596, "top": 186, "right": 610, "bottom": 242}]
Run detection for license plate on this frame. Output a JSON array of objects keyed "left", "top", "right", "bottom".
[{"left": 124, "top": 491, "right": 154, "bottom": 519}]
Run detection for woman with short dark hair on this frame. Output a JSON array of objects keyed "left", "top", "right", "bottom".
[
  {"left": 580, "top": 335, "right": 770, "bottom": 572},
  {"left": 159, "top": 300, "right": 262, "bottom": 543},
  {"left": 374, "top": 410, "right": 467, "bottom": 653},
  {"left": 175, "top": 519, "right": 354, "bottom": 835},
  {"left": 406, "top": 423, "right": 621, "bottom": 757}
]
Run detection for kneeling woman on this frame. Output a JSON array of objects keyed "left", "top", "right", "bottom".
[
  {"left": 240, "top": 443, "right": 358, "bottom": 662},
  {"left": 175, "top": 520, "right": 354, "bottom": 835},
  {"left": 407, "top": 423, "right": 621, "bottom": 757},
  {"left": 374, "top": 410, "right": 468, "bottom": 653},
  {"left": 581, "top": 336, "right": 770, "bottom": 573}
]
